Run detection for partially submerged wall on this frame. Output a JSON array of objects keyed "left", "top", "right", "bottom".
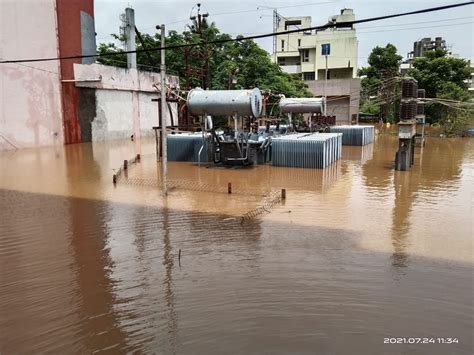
[
  {"left": 0, "top": 0, "right": 63, "bottom": 149},
  {"left": 306, "top": 78, "right": 360, "bottom": 124},
  {"left": 0, "top": 3, "right": 180, "bottom": 150},
  {"left": 74, "top": 63, "right": 179, "bottom": 142}
]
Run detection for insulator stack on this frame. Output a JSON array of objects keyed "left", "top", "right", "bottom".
[
  {"left": 399, "top": 99, "right": 418, "bottom": 120},
  {"left": 401, "top": 78, "right": 418, "bottom": 99}
]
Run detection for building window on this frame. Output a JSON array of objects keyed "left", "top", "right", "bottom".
[
  {"left": 303, "top": 72, "right": 315, "bottom": 81},
  {"left": 302, "top": 49, "right": 309, "bottom": 62},
  {"left": 298, "top": 39, "right": 301, "bottom": 47},
  {"left": 281, "top": 39, "right": 285, "bottom": 52},
  {"left": 277, "top": 57, "right": 286, "bottom": 66}
]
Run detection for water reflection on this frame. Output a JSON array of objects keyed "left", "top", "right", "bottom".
[
  {"left": 377, "top": 138, "right": 466, "bottom": 271},
  {"left": 64, "top": 145, "right": 128, "bottom": 353},
  {"left": 96, "top": 191, "right": 263, "bottom": 353},
  {"left": 391, "top": 171, "right": 412, "bottom": 269},
  {"left": 268, "top": 161, "right": 341, "bottom": 192},
  {"left": 1, "top": 135, "right": 472, "bottom": 354},
  {"left": 342, "top": 143, "right": 374, "bottom": 164},
  {"left": 162, "top": 204, "right": 178, "bottom": 353},
  {"left": 361, "top": 136, "right": 394, "bottom": 190},
  {"left": 360, "top": 136, "right": 468, "bottom": 272}
]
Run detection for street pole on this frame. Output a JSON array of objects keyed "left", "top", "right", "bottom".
[
  {"left": 324, "top": 54, "right": 328, "bottom": 116},
  {"left": 125, "top": 8, "right": 136, "bottom": 69},
  {"left": 160, "top": 24, "right": 168, "bottom": 196},
  {"left": 125, "top": 8, "right": 141, "bottom": 155}
]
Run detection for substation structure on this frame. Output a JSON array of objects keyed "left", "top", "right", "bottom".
[
  {"left": 395, "top": 78, "right": 426, "bottom": 171},
  {"left": 156, "top": 88, "right": 375, "bottom": 170}
]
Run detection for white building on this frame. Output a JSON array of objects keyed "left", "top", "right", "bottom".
[{"left": 273, "top": 9, "right": 360, "bottom": 123}]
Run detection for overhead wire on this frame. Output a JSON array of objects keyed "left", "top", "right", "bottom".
[
  {"left": 223, "top": 16, "right": 473, "bottom": 37},
  {"left": 356, "top": 15, "right": 473, "bottom": 29},
  {"left": 357, "top": 21, "right": 473, "bottom": 34},
  {"left": 1, "top": 2, "right": 472, "bottom": 64},
  {"left": 137, "top": 0, "right": 339, "bottom": 31}
]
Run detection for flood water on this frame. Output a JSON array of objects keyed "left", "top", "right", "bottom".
[{"left": 0, "top": 134, "right": 472, "bottom": 354}]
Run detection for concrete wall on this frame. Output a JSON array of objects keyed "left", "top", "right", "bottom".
[
  {"left": 306, "top": 78, "right": 360, "bottom": 124},
  {"left": 0, "top": 0, "right": 63, "bottom": 149},
  {"left": 74, "top": 63, "right": 179, "bottom": 142},
  {"left": 91, "top": 90, "right": 176, "bottom": 141}
]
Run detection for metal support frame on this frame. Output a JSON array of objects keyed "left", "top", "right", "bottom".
[{"left": 395, "top": 120, "right": 416, "bottom": 171}]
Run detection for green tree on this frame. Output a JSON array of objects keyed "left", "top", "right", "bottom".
[
  {"left": 407, "top": 49, "right": 472, "bottom": 134},
  {"left": 97, "top": 22, "right": 312, "bottom": 110},
  {"left": 358, "top": 44, "right": 403, "bottom": 122}
]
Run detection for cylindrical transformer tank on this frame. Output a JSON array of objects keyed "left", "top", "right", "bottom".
[
  {"left": 279, "top": 97, "right": 326, "bottom": 114},
  {"left": 187, "top": 88, "right": 262, "bottom": 118}
]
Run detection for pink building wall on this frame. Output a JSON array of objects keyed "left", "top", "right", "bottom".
[{"left": 0, "top": 0, "right": 64, "bottom": 149}]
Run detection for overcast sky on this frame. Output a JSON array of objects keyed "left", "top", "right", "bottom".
[{"left": 94, "top": 0, "right": 473, "bottom": 67}]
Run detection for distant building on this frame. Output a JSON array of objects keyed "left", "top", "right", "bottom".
[
  {"left": 411, "top": 37, "right": 447, "bottom": 59},
  {"left": 401, "top": 37, "right": 451, "bottom": 75},
  {"left": 272, "top": 9, "right": 360, "bottom": 124}
]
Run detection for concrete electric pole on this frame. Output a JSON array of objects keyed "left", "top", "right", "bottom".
[
  {"left": 159, "top": 24, "right": 168, "bottom": 195},
  {"left": 125, "top": 7, "right": 141, "bottom": 156},
  {"left": 124, "top": 8, "right": 136, "bottom": 69}
]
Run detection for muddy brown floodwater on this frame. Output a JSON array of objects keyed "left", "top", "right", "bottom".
[{"left": 0, "top": 134, "right": 472, "bottom": 354}]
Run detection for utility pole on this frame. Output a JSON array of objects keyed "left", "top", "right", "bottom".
[
  {"left": 273, "top": 9, "right": 278, "bottom": 57},
  {"left": 190, "top": 3, "right": 209, "bottom": 88},
  {"left": 159, "top": 24, "right": 168, "bottom": 195},
  {"left": 322, "top": 43, "right": 330, "bottom": 116},
  {"left": 124, "top": 8, "right": 136, "bottom": 69},
  {"left": 125, "top": 7, "right": 141, "bottom": 155},
  {"left": 324, "top": 54, "right": 328, "bottom": 115}
]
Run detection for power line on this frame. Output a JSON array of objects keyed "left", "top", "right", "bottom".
[
  {"left": 213, "top": 0, "right": 337, "bottom": 17},
  {"left": 218, "top": 16, "right": 473, "bottom": 39},
  {"left": 358, "top": 21, "right": 472, "bottom": 34},
  {"left": 136, "top": 0, "right": 338, "bottom": 31},
  {"left": 224, "top": 15, "right": 473, "bottom": 36},
  {"left": 1, "top": 2, "right": 472, "bottom": 64},
  {"left": 121, "top": 14, "right": 473, "bottom": 42},
  {"left": 356, "top": 15, "right": 473, "bottom": 29}
]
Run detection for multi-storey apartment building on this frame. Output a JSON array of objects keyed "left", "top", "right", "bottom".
[{"left": 273, "top": 9, "right": 360, "bottom": 123}]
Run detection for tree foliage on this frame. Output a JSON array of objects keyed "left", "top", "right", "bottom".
[
  {"left": 408, "top": 49, "right": 470, "bottom": 98},
  {"left": 96, "top": 22, "right": 312, "bottom": 103},
  {"left": 358, "top": 44, "right": 403, "bottom": 122},
  {"left": 359, "top": 43, "right": 402, "bottom": 79},
  {"left": 407, "top": 49, "right": 472, "bottom": 133}
]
